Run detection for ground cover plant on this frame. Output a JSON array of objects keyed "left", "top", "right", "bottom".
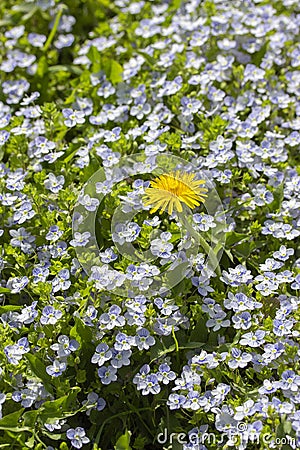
[{"left": 0, "top": 0, "right": 300, "bottom": 449}]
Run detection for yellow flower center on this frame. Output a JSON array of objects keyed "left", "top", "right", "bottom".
[{"left": 143, "top": 170, "right": 207, "bottom": 215}]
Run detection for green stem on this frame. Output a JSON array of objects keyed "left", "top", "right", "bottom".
[
  {"left": 180, "top": 210, "right": 222, "bottom": 277},
  {"left": 198, "top": 233, "right": 222, "bottom": 277},
  {"left": 128, "top": 405, "right": 153, "bottom": 436},
  {"left": 172, "top": 325, "right": 180, "bottom": 368},
  {"left": 172, "top": 326, "right": 179, "bottom": 353},
  {"left": 43, "top": 5, "right": 66, "bottom": 53},
  {"left": 94, "top": 407, "right": 152, "bottom": 444}
]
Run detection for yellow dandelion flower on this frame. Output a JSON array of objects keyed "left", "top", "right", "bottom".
[{"left": 143, "top": 170, "right": 207, "bottom": 215}]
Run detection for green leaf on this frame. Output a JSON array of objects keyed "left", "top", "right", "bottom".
[
  {"left": 136, "top": 51, "right": 156, "bottom": 69},
  {"left": 0, "top": 409, "right": 30, "bottom": 432},
  {"left": 189, "top": 316, "right": 208, "bottom": 343},
  {"left": 169, "top": 0, "right": 182, "bottom": 10},
  {"left": 97, "top": 0, "right": 119, "bottom": 13},
  {"left": 25, "top": 353, "right": 54, "bottom": 395},
  {"left": 179, "top": 342, "right": 207, "bottom": 350},
  {"left": 62, "top": 145, "right": 81, "bottom": 164},
  {"left": 48, "top": 65, "right": 83, "bottom": 75},
  {"left": 82, "top": 157, "right": 100, "bottom": 182},
  {"left": 22, "top": 5, "right": 39, "bottom": 22},
  {"left": 225, "top": 232, "right": 249, "bottom": 247},
  {"left": 0, "top": 304, "right": 21, "bottom": 314},
  {"left": 272, "top": 183, "right": 284, "bottom": 211},
  {"left": 115, "top": 430, "right": 132, "bottom": 450},
  {"left": 70, "top": 316, "right": 93, "bottom": 347},
  {"left": 233, "top": 241, "right": 256, "bottom": 259},
  {"left": 76, "top": 369, "right": 86, "bottom": 383},
  {"left": 23, "top": 411, "right": 39, "bottom": 428},
  {"left": 150, "top": 341, "right": 175, "bottom": 363},
  {"left": 0, "top": 287, "right": 11, "bottom": 294},
  {"left": 277, "top": 420, "right": 292, "bottom": 438},
  {"left": 42, "top": 431, "right": 63, "bottom": 441},
  {"left": 36, "top": 55, "right": 48, "bottom": 78},
  {"left": 87, "top": 46, "right": 102, "bottom": 72},
  {"left": 252, "top": 42, "right": 268, "bottom": 65},
  {"left": 25, "top": 435, "right": 35, "bottom": 448},
  {"left": 40, "top": 387, "right": 81, "bottom": 421},
  {"left": 110, "top": 60, "right": 123, "bottom": 84}
]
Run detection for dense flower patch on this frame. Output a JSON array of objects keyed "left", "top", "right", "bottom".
[{"left": 0, "top": 0, "right": 300, "bottom": 449}]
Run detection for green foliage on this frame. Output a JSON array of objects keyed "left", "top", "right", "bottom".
[{"left": 114, "top": 430, "right": 132, "bottom": 450}]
